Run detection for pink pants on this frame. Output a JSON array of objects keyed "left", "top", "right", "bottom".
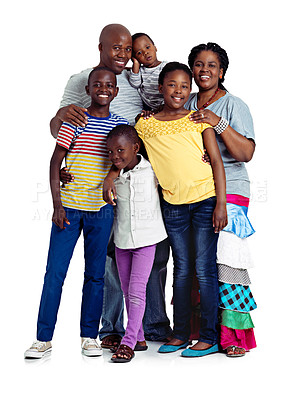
[{"left": 115, "top": 244, "right": 157, "bottom": 349}]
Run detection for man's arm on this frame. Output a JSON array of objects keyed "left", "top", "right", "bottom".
[{"left": 50, "top": 105, "right": 88, "bottom": 138}]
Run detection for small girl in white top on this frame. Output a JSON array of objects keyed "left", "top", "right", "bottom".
[
  {"left": 106, "top": 124, "right": 167, "bottom": 362},
  {"left": 129, "top": 32, "right": 167, "bottom": 110}
]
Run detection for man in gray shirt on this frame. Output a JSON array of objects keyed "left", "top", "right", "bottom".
[{"left": 50, "top": 24, "right": 172, "bottom": 349}]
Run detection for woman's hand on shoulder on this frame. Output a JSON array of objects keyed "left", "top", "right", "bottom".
[{"left": 189, "top": 109, "right": 220, "bottom": 127}]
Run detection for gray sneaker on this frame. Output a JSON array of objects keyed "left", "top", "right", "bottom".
[
  {"left": 81, "top": 338, "right": 103, "bottom": 357},
  {"left": 24, "top": 341, "right": 52, "bottom": 359}
]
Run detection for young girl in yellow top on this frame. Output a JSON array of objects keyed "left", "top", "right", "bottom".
[{"left": 135, "top": 62, "right": 227, "bottom": 357}]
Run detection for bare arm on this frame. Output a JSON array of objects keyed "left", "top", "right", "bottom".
[
  {"left": 50, "top": 105, "right": 88, "bottom": 138},
  {"left": 190, "top": 109, "right": 255, "bottom": 162},
  {"left": 218, "top": 125, "right": 255, "bottom": 162},
  {"left": 202, "top": 127, "right": 227, "bottom": 233},
  {"left": 50, "top": 144, "right": 70, "bottom": 229},
  {"left": 103, "top": 165, "right": 120, "bottom": 205}
]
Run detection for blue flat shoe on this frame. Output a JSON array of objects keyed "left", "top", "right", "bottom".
[
  {"left": 181, "top": 344, "right": 219, "bottom": 357},
  {"left": 158, "top": 341, "right": 190, "bottom": 353}
]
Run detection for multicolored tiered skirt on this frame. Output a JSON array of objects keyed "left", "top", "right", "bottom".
[{"left": 217, "top": 194, "right": 257, "bottom": 351}]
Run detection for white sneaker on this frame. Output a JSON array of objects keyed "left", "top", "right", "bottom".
[
  {"left": 24, "top": 340, "right": 52, "bottom": 359},
  {"left": 81, "top": 337, "right": 103, "bottom": 357}
]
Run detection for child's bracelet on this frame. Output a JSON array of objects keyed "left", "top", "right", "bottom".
[{"left": 214, "top": 117, "right": 229, "bottom": 135}]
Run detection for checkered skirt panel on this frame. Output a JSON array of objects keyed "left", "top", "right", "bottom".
[{"left": 219, "top": 282, "right": 257, "bottom": 312}]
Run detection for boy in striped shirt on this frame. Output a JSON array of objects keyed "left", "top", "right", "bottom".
[{"left": 25, "top": 67, "right": 128, "bottom": 359}]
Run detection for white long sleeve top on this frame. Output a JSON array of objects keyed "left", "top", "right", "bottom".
[{"left": 113, "top": 155, "right": 167, "bottom": 249}]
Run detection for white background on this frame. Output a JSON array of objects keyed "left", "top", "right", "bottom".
[{"left": 1, "top": 0, "right": 299, "bottom": 398}]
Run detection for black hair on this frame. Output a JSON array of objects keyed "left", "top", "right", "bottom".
[
  {"left": 87, "top": 66, "right": 117, "bottom": 86},
  {"left": 132, "top": 32, "right": 155, "bottom": 45},
  {"left": 158, "top": 61, "right": 192, "bottom": 87},
  {"left": 188, "top": 42, "right": 229, "bottom": 90},
  {"left": 107, "top": 124, "right": 140, "bottom": 145}
]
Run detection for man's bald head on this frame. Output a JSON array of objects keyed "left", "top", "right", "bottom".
[{"left": 99, "top": 24, "right": 131, "bottom": 44}]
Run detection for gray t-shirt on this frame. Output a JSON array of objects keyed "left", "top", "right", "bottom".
[
  {"left": 129, "top": 61, "right": 167, "bottom": 109},
  {"left": 59, "top": 68, "right": 143, "bottom": 126},
  {"left": 185, "top": 92, "right": 255, "bottom": 198}
]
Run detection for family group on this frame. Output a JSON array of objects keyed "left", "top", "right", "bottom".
[{"left": 24, "top": 23, "right": 257, "bottom": 363}]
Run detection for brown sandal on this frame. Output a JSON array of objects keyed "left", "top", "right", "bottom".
[
  {"left": 101, "top": 335, "right": 122, "bottom": 349},
  {"left": 110, "top": 341, "right": 148, "bottom": 353},
  {"left": 226, "top": 346, "right": 246, "bottom": 357},
  {"left": 111, "top": 344, "right": 135, "bottom": 363}
]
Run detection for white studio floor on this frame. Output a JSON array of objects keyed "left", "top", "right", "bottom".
[
  {"left": 14, "top": 330, "right": 297, "bottom": 400},
  {"left": 5, "top": 248, "right": 298, "bottom": 400}
]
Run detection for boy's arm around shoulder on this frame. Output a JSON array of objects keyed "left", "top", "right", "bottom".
[
  {"left": 103, "top": 165, "right": 120, "bottom": 206},
  {"left": 50, "top": 144, "right": 70, "bottom": 229},
  {"left": 202, "top": 127, "right": 227, "bottom": 233}
]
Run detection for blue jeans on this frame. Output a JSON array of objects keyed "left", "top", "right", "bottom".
[
  {"left": 37, "top": 205, "right": 114, "bottom": 341},
  {"left": 99, "top": 247, "right": 125, "bottom": 339},
  {"left": 162, "top": 197, "right": 219, "bottom": 345},
  {"left": 99, "top": 238, "right": 172, "bottom": 341}
]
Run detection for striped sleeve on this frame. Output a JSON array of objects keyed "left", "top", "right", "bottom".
[
  {"left": 59, "top": 69, "right": 92, "bottom": 109},
  {"left": 129, "top": 70, "right": 142, "bottom": 88},
  {"left": 56, "top": 123, "right": 76, "bottom": 150}
]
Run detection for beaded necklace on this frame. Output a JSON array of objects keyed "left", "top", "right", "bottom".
[{"left": 199, "top": 87, "right": 220, "bottom": 110}]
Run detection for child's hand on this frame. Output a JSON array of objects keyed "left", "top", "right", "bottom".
[
  {"left": 141, "top": 110, "right": 154, "bottom": 119},
  {"left": 213, "top": 203, "right": 227, "bottom": 233},
  {"left": 52, "top": 206, "right": 70, "bottom": 230},
  {"left": 202, "top": 149, "right": 211, "bottom": 164},
  {"left": 103, "top": 177, "right": 117, "bottom": 206},
  {"left": 60, "top": 167, "right": 74, "bottom": 183},
  {"left": 131, "top": 57, "right": 140, "bottom": 73}
]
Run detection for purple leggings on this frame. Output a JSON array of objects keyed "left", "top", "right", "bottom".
[{"left": 115, "top": 244, "right": 157, "bottom": 349}]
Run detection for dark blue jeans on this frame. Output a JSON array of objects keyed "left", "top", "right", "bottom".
[
  {"left": 162, "top": 197, "right": 219, "bottom": 345},
  {"left": 37, "top": 205, "right": 114, "bottom": 341}
]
